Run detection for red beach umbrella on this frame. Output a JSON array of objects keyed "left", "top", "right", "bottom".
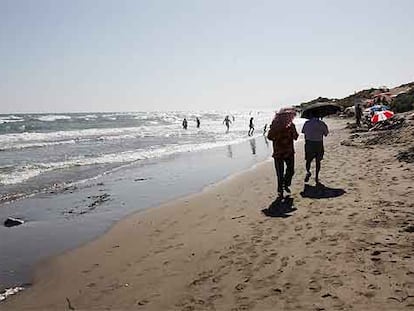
[{"left": 371, "top": 110, "right": 394, "bottom": 123}]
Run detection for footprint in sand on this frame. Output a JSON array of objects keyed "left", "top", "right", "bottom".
[
  {"left": 295, "top": 259, "right": 306, "bottom": 266},
  {"left": 294, "top": 225, "right": 303, "bottom": 232},
  {"left": 306, "top": 236, "right": 319, "bottom": 245},
  {"left": 309, "top": 279, "right": 322, "bottom": 292},
  {"left": 279, "top": 256, "right": 289, "bottom": 271}
]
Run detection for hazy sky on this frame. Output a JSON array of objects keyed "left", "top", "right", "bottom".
[{"left": 1, "top": 0, "right": 413, "bottom": 113}]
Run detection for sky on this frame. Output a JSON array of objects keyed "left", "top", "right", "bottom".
[{"left": 1, "top": 0, "right": 413, "bottom": 113}]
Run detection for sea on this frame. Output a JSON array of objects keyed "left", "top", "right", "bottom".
[{"left": 0, "top": 111, "right": 278, "bottom": 202}]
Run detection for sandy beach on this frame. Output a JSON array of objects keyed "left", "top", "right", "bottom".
[{"left": 2, "top": 118, "right": 414, "bottom": 310}]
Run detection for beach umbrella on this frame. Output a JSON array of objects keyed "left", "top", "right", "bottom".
[
  {"left": 369, "top": 104, "right": 390, "bottom": 112},
  {"left": 301, "top": 103, "right": 341, "bottom": 119},
  {"left": 371, "top": 110, "right": 394, "bottom": 123}
]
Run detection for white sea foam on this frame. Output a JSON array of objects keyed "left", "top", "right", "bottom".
[
  {"left": 0, "top": 139, "right": 78, "bottom": 151},
  {"left": 0, "top": 114, "right": 305, "bottom": 152},
  {"left": 0, "top": 127, "right": 149, "bottom": 150},
  {"left": 36, "top": 115, "right": 72, "bottom": 122},
  {"left": 0, "top": 111, "right": 305, "bottom": 185},
  {"left": 0, "top": 134, "right": 263, "bottom": 185},
  {"left": 0, "top": 115, "right": 24, "bottom": 124},
  {"left": 76, "top": 114, "right": 98, "bottom": 120}
]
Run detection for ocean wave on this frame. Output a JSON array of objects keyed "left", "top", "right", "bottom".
[
  {"left": 0, "top": 139, "right": 79, "bottom": 151},
  {"left": 0, "top": 135, "right": 261, "bottom": 185},
  {"left": 75, "top": 114, "right": 98, "bottom": 120},
  {"left": 0, "top": 115, "right": 24, "bottom": 124},
  {"left": 0, "top": 126, "right": 150, "bottom": 147},
  {"left": 0, "top": 115, "right": 305, "bottom": 151},
  {"left": 0, "top": 111, "right": 304, "bottom": 185},
  {"left": 36, "top": 115, "right": 72, "bottom": 122}
]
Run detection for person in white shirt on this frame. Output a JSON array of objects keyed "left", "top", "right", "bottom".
[{"left": 301, "top": 116, "right": 329, "bottom": 184}]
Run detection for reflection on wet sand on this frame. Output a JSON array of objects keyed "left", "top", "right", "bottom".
[
  {"left": 226, "top": 145, "right": 233, "bottom": 158},
  {"left": 249, "top": 138, "right": 256, "bottom": 155}
]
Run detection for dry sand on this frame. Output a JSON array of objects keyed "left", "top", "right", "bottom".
[{"left": 2, "top": 119, "right": 414, "bottom": 310}]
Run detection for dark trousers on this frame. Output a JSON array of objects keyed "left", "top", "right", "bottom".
[
  {"left": 274, "top": 156, "right": 295, "bottom": 193},
  {"left": 356, "top": 115, "right": 361, "bottom": 127}
]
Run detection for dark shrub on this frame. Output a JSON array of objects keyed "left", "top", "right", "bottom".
[{"left": 390, "top": 89, "right": 414, "bottom": 113}]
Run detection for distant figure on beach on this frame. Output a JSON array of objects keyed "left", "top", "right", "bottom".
[
  {"left": 182, "top": 118, "right": 188, "bottom": 130},
  {"left": 263, "top": 124, "right": 268, "bottom": 135},
  {"left": 196, "top": 117, "right": 200, "bottom": 128},
  {"left": 248, "top": 117, "right": 254, "bottom": 136},
  {"left": 302, "top": 115, "right": 329, "bottom": 184},
  {"left": 355, "top": 102, "right": 362, "bottom": 127},
  {"left": 223, "top": 115, "right": 232, "bottom": 132},
  {"left": 232, "top": 115, "right": 235, "bottom": 122},
  {"left": 267, "top": 109, "right": 298, "bottom": 198}
]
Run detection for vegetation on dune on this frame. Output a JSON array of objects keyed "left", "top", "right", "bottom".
[
  {"left": 297, "top": 97, "right": 336, "bottom": 110},
  {"left": 397, "top": 81, "right": 414, "bottom": 89},
  {"left": 299, "top": 88, "right": 381, "bottom": 109},
  {"left": 390, "top": 88, "right": 414, "bottom": 113},
  {"left": 336, "top": 88, "right": 380, "bottom": 108},
  {"left": 299, "top": 81, "right": 414, "bottom": 113}
]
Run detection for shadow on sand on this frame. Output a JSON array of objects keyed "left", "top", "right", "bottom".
[
  {"left": 262, "top": 197, "right": 297, "bottom": 218},
  {"left": 300, "top": 183, "right": 346, "bottom": 199}
]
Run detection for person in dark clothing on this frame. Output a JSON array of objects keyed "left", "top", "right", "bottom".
[
  {"left": 267, "top": 109, "right": 298, "bottom": 198},
  {"left": 248, "top": 117, "right": 254, "bottom": 136},
  {"left": 355, "top": 101, "right": 363, "bottom": 127},
  {"left": 182, "top": 118, "right": 188, "bottom": 129},
  {"left": 196, "top": 117, "right": 200, "bottom": 128},
  {"left": 223, "top": 115, "right": 232, "bottom": 132}
]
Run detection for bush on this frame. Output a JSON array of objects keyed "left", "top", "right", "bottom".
[{"left": 390, "top": 89, "right": 414, "bottom": 113}]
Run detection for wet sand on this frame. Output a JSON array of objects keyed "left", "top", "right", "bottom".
[
  {"left": 0, "top": 136, "right": 272, "bottom": 290},
  {"left": 2, "top": 119, "right": 414, "bottom": 310}
]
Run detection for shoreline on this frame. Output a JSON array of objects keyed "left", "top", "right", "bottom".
[
  {"left": 2, "top": 118, "right": 414, "bottom": 310},
  {"left": 0, "top": 133, "right": 274, "bottom": 292}
]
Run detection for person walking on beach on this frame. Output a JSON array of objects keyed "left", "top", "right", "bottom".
[
  {"left": 267, "top": 109, "right": 298, "bottom": 198},
  {"left": 223, "top": 115, "right": 232, "bottom": 132},
  {"left": 248, "top": 117, "right": 255, "bottom": 136},
  {"left": 196, "top": 117, "right": 200, "bottom": 128},
  {"left": 182, "top": 118, "right": 188, "bottom": 130},
  {"left": 355, "top": 102, "right": 362, "bottom": 127},
  {"left": 302, "top": 115, "right": 329, "bottom": 184}
]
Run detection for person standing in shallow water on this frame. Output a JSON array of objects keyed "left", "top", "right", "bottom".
[
  {"left": 182, "top": 118, "right": 188, "bottom": 130},
  {"left": 248, "top": 117, "right": 254, "bottom": 136},
  {"left": 196, "top": 117, "right": 200, "bottom": 128},
  {"left": 223, "top": 115, "right": 232, "bottom": 132},
  {"left": 267, "top": 109, "right": 298, "bottom": 198},
  {"left": 301, "top": 115, "right": 329, "bottom": 184}
]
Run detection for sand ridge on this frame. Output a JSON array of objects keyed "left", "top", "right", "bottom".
[{"left": 1, "top": 120, "right": 414, "bottom": 310}]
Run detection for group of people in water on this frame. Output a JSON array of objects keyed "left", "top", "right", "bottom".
[
  {"left": 182, "top": 115, "right": 259, "bottom": 136},
  {"left": 182, "top": 117, "right": 200, "bottom": 130},
  {"left": 267, "top": 108, "right": 329, "bottom": 198}
]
